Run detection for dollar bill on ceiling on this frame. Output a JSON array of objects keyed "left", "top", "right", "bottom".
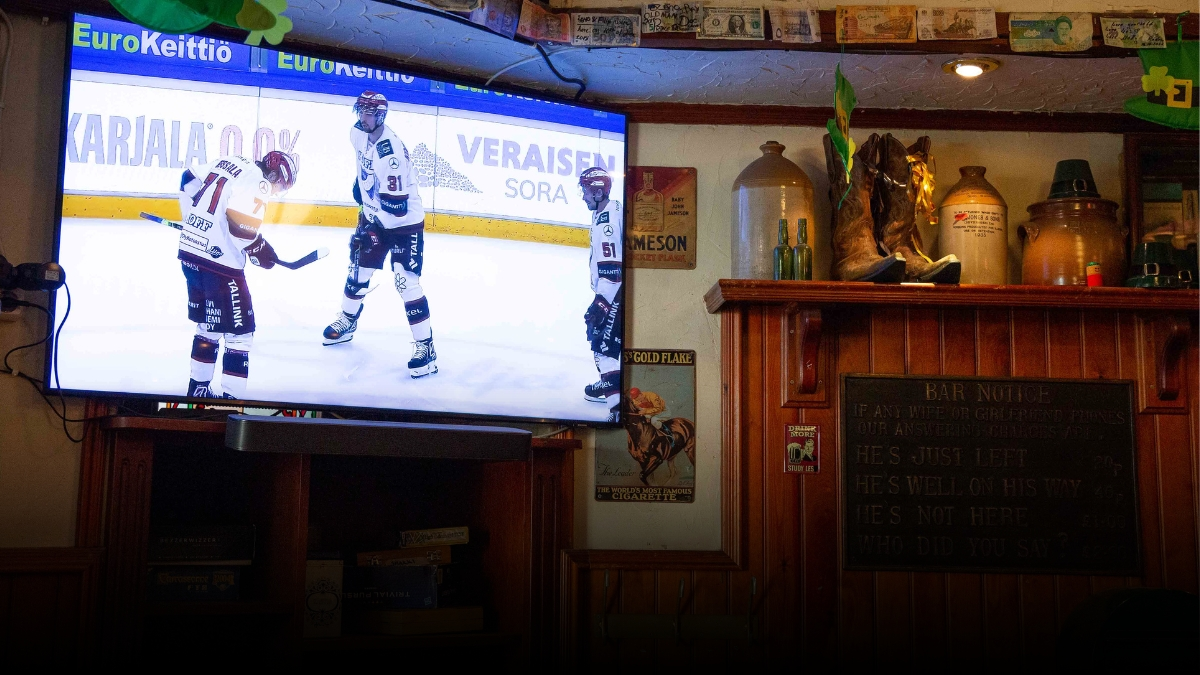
[
  {"left": 697, "top": 6, "right": 766, "bottom": 40},
  {"left": 572, "top": 13, "right": 642, "bottom": 47},
  {"left": 770, "top": 2, "right": 821, "bottom": 44},
  {"left": 468, "top": 0, "right": 522, "bottom": 39},
  {"left": 517, "top": 0, "right": 570, "bottom": 43},
  {"left": 916, "top": 7, "right": 997, "bottom": 41},
  {"left": 642, "top": 3, "right": 700, "bottom": 33},
  {"left": 1009, "top": 13, "right": 1093, "bottom": 53},
  {"left": 837, "top": 5, "right": 917, "bottom": 44},
  {"left": 595, "top": 350, "right": 696, "bottom": 503},
  {"left": 1100, "top": 16, "right": 1166, "bottom": 49}
]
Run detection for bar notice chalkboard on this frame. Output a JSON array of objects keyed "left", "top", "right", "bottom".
[{"left": 842, "top": 375, "right": 1139, "bottom": 575}]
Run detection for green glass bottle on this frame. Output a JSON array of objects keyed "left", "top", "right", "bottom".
[
  {"left": 773, "top": 219, "right": 793, "bottom": 281},
  {"left": 793, "top": 218, "right": 813, "bottom": 281}
]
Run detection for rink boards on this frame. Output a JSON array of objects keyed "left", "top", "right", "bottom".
[{"left": 50, "top": 218, "right": 609, "bottom": 423}]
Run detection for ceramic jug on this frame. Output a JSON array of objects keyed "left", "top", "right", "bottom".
[
  {"left": 732, "top": 142, "right": 815, "bottom": 279},
  {"left": 1019, "top": 198, "right": 1126, "bottom": 286},
  {"left": 938, "top": 166, "right": 1008, "bottom": 284}
]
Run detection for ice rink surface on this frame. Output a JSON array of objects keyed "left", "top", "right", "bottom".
[{"left": 52, "top": 218, "right": 611, "bottom": 422}]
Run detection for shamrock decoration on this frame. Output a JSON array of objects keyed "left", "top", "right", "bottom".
[
  {"left": 108, "top": 0, "right": 291, "bottom": 45},
  {"left": 1141, "top": 65, "right": 1174, "bottom": 96}
]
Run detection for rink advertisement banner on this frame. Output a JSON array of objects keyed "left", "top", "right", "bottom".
[
  {"left": 595, "top": 350, "right": 696, "bottom": 502},
  {"left": 50, "top": 12, "right": 628, "bottom": 426},
  {"left": 624, "top": 166, "right": 696, "bottom": 269}
]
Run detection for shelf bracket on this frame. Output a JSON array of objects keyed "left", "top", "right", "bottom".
[
  {"left": 782, "top": 304, "right": 827, "bottom": 406},
  {"left": 1156, "top": 315, "right": 1189, "bottom": 401}
]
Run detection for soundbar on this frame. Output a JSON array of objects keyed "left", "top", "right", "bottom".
[{"left": 225, "top": 415, "right": 532, "bottom": 460}]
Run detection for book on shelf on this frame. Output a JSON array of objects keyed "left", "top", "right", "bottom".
[
  {"left": 146, "top": 565, "right": 243, "bottom": 601},
  {"left": 305, "top": 560, "right": 343, "bottom": 638},
  {"left": 357, "top": 545, "right": 452, "bottom": 567},
  {"left": 351, "top": 606, "right": 484, "bottom": 636},
  {"left": 343, "top": 565, "right": 438, "bottom": 610},
  {"left": 148, "top": 525, "right": 255, "bottom": 563},
  {"left": 399, "top": 526, "right": 468, "bottom": 548}
]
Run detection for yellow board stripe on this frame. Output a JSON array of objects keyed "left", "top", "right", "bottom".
[{"left": 60, "top": 194, "right": 589, "bottom": 248}]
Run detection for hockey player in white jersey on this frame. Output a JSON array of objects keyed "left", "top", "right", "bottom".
[
  {"left": 579, "top": 167, "right": 624, "bottom": 422},
  {"left": 178, "top": 150, "right": 299, "bottom": 399},
  {"left": 322, "top": 91, "right": 438, "bottom": 378}
]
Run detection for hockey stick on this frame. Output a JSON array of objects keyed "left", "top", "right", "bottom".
[{"left": 140, "top": 212, "right": 330, "bottom": 270}]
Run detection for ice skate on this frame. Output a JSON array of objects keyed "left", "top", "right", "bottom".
[
  {"left": 584, "top": 380, "right": 607, "bottom": 402},
  {"left": 323, "top": 308, "right": 362, "bottom": 345},
  {"left": 408, "top": 337, "right": 438, "bottom": 378},
  {"left": 605, "top": 406, "right": 620, "bottom": 423},
  {"left": 187, "top": 378, "right": 216, "bottom": 398}
]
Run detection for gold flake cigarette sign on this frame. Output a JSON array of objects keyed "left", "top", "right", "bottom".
[{"left": 625, "top": 166, "right": 697, "bottom": 269}]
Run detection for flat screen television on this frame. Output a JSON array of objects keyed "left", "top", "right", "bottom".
[{"left": 46, "top": 13, "right": 627, "bottom": 425}]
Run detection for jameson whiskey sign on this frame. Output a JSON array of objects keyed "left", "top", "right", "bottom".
[
  {"left": 624, "top": 166, "right": 697, "bottom": 269},
  {"left": 595, "top": 349, "right": 696, "bottom": 502},
  {"left": 842, "top": 375, "right": 1139, "bottom": 575}
]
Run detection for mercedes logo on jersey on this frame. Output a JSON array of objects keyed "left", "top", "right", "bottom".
[{"left": 603, "top": 225, "right": 613, "bottom": 236}]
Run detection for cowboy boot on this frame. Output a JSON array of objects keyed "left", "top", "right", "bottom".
[
  {"left": 825, "top": 133, "right": 906, "bottom": 282},
  {"left": 873, "top": 134, "right": 961, "bottom": 283}
]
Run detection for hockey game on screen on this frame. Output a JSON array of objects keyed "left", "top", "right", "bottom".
[{"left": 51, "top": 14, "right": 627, "bottom": 423}]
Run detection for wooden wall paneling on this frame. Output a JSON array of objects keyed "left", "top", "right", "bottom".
[
  {"left": 0, "top": 548, "right": 102, "bottom": 665},
  {"left": 723, "top": 307, "right": 747, "bottom": 566},
  {"left": 256, "top": 453, "right": 310, "bottom": 652},
  {"left": 1156, "top": 409, "right": 1200, "bottom": 594},
  {"left": 939, "top": 308, "right": 984, "bottom": 669},
  {"left": 1192, "top": 332, "right": 1200, "bottom": 595},
  {"left": 653, "top": 569, "right": 690, "bottom": 664},
  {"left": 799, "top": 314, "right": 839, "bottom": 668},
  {"left": 617, "top": 569, "right": 657, "bottom": 666},
  {"left": 1010, "top": 309, "right": 1059, "bottom": 662},
  {"left": 837, "top": 307, "right": 875, "bottom": 672},
  {"left": 101, "top": 429, "right": 155, "bottom": 659},
  {"left": 977, "top": 309, "right": 1022, "bottom": 669},
  {"left": 1046, "top": 312, "right": 1093, "bottom": 629},
  {"left": 692, "top": 570, "right": 730, "bottom": 667},
  {"left": 76, "top": 401, "right": 113, "bottom": 548},
  {"left": 1124, "top": 312, "right": 1167, "bottom": 589},
  {"left": 763, "top": 307, "right": 799, "bottom": 661},
  {"left": 480, "top": 460, "right": 531, "bottom": 663},
  {"left": 868, "top": 308, "right": 912, "bottom": 670},
  {"left": 904, "top": 308, "right": 949, "bottom": 670},
  {"left": 529, "top": 446, "right": 574, "bottom": 670}
]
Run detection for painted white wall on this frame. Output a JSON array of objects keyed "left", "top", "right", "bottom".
[{"left": 575, "top": 123, "right": 1124, "bottom": 550}]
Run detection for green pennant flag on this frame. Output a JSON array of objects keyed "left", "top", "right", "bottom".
[{"left": 825, "top": 64, "right": 858, "bottom": 183}]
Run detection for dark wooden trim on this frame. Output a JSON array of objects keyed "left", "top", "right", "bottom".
[
  {"left": 1123, "top": 132, "right": 1200, "bottom": 249},
  {"left": 617, "top": 104, "right": 1194, "bottom": 133},
  {"left": 97, "top": 416, "right": 227, "bottom": 433},
  {"left": 561, "top": 549, "right": 740, "bottom": 570},
  {"left": 0, "top": 547, "right": 104, "bottom": 663},
  {"left": 706, "top": 280, "right": 1200, "bottom": 313}
]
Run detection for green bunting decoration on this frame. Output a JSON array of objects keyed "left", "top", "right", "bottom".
[
  {"left": 108, "top": 0, "right": 292, "bottom": 45},
  {"left": 826, "top": 64, "right": 858, "bottom": 186}
]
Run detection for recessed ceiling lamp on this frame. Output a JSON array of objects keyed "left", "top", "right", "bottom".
[{"left": 943, "top": 57, "right": 1001, "bottom": 78}]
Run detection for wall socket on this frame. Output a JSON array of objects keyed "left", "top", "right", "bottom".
[{"left": 0, "top": 291, "right": 23, "bottom": 323}]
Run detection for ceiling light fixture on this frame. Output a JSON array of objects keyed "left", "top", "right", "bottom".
[{"left": 943, "top": 57, "right": 1001, "bottom": 78}]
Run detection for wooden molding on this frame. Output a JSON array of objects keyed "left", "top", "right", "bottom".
[
  {"left": 0, "top": 547, "right": 103, "bottom": 664},
  {"left": 706, "top": 279, "right": 1200, "bottom": 313},
  {"left": 561, "top": 549, "right": 740, "bottom": 570}
]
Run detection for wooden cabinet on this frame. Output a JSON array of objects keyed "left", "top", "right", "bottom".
[
  {"left": 561, "top": 282, "right": 1197, "bottom": 670},
  {"left": 73, "top": 414, "right": 577, "bottom": 667}
]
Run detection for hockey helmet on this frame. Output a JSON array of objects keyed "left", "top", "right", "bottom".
[
  {"left": 578, "top": 167, "right": 612, "bottom": 194},
  {"left": 260, "top": 150, "right": 299, "bottom": 191},
  {"left": 354, "top": 91, "right": 388, "bottom": 125}
]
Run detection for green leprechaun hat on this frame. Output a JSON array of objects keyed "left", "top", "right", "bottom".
[{"left": 1125, "top": 19, "right": 1199, "bottom": 131}]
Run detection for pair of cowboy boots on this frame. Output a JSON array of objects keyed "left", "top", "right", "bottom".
[{"left": 824, "top": 133, "right": 962, "bottom": 283}]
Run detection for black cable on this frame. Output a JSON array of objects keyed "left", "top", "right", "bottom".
[
  {"left": 51, "top": 283, "right": 82, "bottom": 442},
  {"left": 2, "top": 302, "right": 50, "bottom": 374},
  {"left": 536, "top": 43, "right": 587, "bottom": 101}
]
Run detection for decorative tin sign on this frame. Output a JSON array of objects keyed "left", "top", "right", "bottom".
[
  {"left": 785, "top": 424, "right": 820, "bottom": 473},
  {"left": 625, "top": 166, "right": 697, "bottom": 269}
]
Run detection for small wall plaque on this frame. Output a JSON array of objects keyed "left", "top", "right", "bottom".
[{"left": 785, "top": 424, "right": 820, "bottom": 473}]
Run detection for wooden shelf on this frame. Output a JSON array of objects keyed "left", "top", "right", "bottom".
[
  {"left": 705, "top": 279, "right": 1200, "bottom": 313},
  {"left": 304, "top": 631, "right": 519, "bottom": 651},
  {"left": 143, "top": 600, "right": 292, "bottom": 617}
]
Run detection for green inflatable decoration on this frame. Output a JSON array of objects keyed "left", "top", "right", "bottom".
[
  {"left": 1124, "top": 19, "right": 1199, "bottom": 131},
  {"left": 108, "top": 0, "right": 291, "bottom": 45}
]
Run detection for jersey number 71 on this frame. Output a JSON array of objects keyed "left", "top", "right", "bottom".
[{"left": 191, "top": 172, "right": 228, "bottom": 215}]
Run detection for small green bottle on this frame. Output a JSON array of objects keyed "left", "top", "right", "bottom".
[
  {"left": 792, "top": 218, "right": 813, "bottom": 281},
  {"left": 773, "top": 219, "right": 793, "bottom": 281}
]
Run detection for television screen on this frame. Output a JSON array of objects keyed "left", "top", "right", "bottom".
[{"left": 47, "top": 14, "right": 627, "bottom": 424}]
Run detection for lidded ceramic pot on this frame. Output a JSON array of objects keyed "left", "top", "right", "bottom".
[
  {"left": 938, "top": 166, "right": 1008, "bottom": 284},
  {"left": 1019, "top": 160, "right": 1127, "bottom": 286},
  {"left": 732, "top": 141, "right": 815, "bottom": 279}
]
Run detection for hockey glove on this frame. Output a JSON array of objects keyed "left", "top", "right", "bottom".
[
  {"left": 245, "top": 235, "right": 278, "bottom": 269},
  {"left": 584, "top": 294, "right": 612, "bottom": 340},
  {"left": 350, "top": 216, "right": 381, "bottom": 254}
]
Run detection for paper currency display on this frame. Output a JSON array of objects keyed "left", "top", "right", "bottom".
[
  {"left": 517, "top": 0, "right": 570, "bottom": 43},
  {"left": 916, "top": 7, "right": 996, "bottom": 41},
  {"left": 642, "top": 3, "right": 700, "bottom": 33},
  {"left": 595, "top": 350, "right": 696, "bottom": 502},
  {"left": 625, "top": 167, "right": 697, "bottom": 269},
  {"left": 771, "top": 7, "right": 822, "bottom": 43},
  {"left": 1009, "top": 13, "right": 1093, "bottom": 53},
  {"left": 836, "top": 5, "right": 917, "bottom": 44},
  {"left": 418, "top": 0, "right": 482, "bottom": 11},
  {"left": 469, "top": 0, "right": 522, "bottom": 39},
  {"left": 572, "top": 13, "right": 641, "bottom": 47},
  {"left": 1100, "top": 17, "right": 1166, "bottom": 49},
  {"left": 697, "top": 6, "right": 766, "bottom": 40}
]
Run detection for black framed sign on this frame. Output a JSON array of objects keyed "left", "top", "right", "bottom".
[{"left": 842, "top": 375, "right": 1139, "bottom": 575}]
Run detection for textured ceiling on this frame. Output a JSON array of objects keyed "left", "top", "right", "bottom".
[{"left": 285, "top": 0, "right": 1146, "bottom": 112}]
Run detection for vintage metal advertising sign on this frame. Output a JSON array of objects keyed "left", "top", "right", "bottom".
[
  {"left": 842, "top": 375, "right": 1139, "bottom": 575},
  {"left": 784, "top": 424, "right": 820, "bottom": 473},
  {"left": 595, "top": 349, "right": 696, "bottom": 502},
  {"left": 624, "top": 166, "right": 697, "bottom": 269}
]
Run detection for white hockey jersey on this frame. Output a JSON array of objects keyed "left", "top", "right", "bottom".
[
  {"left": 589, "top": 198, "right": 623, "bottom": 302},
  {"left": 177, "top": 155, "right": 270, "bottom": 273},
  {"left": 350, "top": 123, "right": 425, "bottom": 230}
]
